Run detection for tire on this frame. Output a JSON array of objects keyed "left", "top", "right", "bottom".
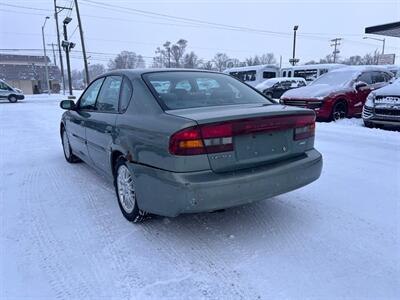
[
  {"left": 8, "top": 95, "right": 18, "bottom": 103},
  {"left": 363, "top": 120, "right": 375, "bottom": 128},
  {"left": 61, "top": 127, "right": 81, "bottom": 163},
  {"left": 331, "top": 101, "right": 348, "bottom": 121},
  {"left": 114, "top": 157, "right": 147, "bottom": 223}
]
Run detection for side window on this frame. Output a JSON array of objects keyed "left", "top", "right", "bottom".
[
  {"left": 288, "top": 71, "right": 292, "bottom": 77},
  {"left": 263, "top": 71, "right": 276, "bottom": 79},
  {"left": 357, "top": 72, "right": 373, "bottom": 85},
  {"left": 96, "top": 76, "right": 122, "bottom": 113},
  {"left": 371, "top": 72, "right": 386, "bottom": 84},
  {"left": 119, "top": 77, "right": 133, "bottom": 112},
  {"left": 79, "top": 78, "right": 104, "bottom": 110},
  {"left": 282, "top": 71, "right": 287, "bottom": 77}
]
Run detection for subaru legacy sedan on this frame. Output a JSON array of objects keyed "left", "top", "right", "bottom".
[{"left": 60, "top": 70, "right": 322, "bottom": 222}]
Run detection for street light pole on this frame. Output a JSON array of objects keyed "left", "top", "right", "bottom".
[
  {"left": 62, "top": 17, "right": 75, "bottom": 96},
  {"left": 290, "top": 25, "right": 299, "bottom": 66},
  {"left": 363, "top": 36, "right": 386, "bottom": 55},
  {"left": 42, "top": 16, "right": 51, "bottom": 95}
]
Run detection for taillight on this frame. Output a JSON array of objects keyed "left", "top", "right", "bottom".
[
  {"left": 294, "top": 123, "right": 315, "bottom": 140},
  {"left": 169, "top": 114, "right": 315, "bottom": 156},
  {"left": 169, "top": 126, "right": 206, "bottom": 155}
]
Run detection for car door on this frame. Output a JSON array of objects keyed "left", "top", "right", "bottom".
[
  {"left": 353, "top": 71, "right": 374, "bottom": 114},
  {"left": 85, "top": 75, "right": 123, "bottom": 174},
  {"left": 66, "top": 77, "right": 105, "bottom": 161},
  {"left": 0, "top": 81, "right": 11, "bottom": 99}
]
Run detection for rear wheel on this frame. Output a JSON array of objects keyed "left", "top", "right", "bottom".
[
  {"left": 114, "top": 158, "right": 147, "bottom": 223},
  {"left": 8, "top": 95, "right": 17, "bottom": 103},
  {"left": 331, "top": 101, "right": 347, "bottom": 121},
  {"left": 61, "top": 128, "right": 81, "bottom": 163}
]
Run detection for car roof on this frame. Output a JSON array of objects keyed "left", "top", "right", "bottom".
[
  {"left": 330, "top": 65, "right": 391, "bottom": 73},
  {"left": 98, "top": 68, "right": 223, "bottom": 79}
]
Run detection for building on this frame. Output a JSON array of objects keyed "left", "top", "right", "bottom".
[{"left": 0, "top": 54, "right": 61, "bottom": 94}]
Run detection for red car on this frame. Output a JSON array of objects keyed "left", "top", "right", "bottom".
[{"left": 280, "top": 67, "right": 393, "bottom": 121}]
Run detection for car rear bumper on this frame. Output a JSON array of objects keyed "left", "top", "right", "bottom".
[{"left": 130, "top": 149, "right": 323, "bottom": 217}]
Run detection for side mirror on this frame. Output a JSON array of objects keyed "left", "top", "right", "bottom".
[
  {"left": 354, "top": 81, "right": 368, "bottom": 91},
  {"left": 60, "top": 99, "right": 76, "bottom": 110}
]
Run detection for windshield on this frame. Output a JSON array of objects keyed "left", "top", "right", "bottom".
[
  {"left": 143, "top": 71, "right": 271, "bottom": 110},
  {"left": 311, "top": 70, "right": 356, "bottom": 86}
]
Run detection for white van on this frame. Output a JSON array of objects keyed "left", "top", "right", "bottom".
[
  {"left": 224, "top": 65, "right": 280, "bottom": 87},
  {"left": 0, "top": 79, "right": 25, "bottom": 103},
  {"left": 281, "top": 64, "right": 345, "bottom": 84}
]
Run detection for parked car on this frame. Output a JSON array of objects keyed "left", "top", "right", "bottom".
[
  {"left": 280, "top": 66, "right": 393, "bottom": 121},
  {"left": 363, "top": 78, "right": 400, "bottom": 128},
  {"left": 255, "top": 77, "right": 306, "bottom": 100},
  {"left": 0, "top": 79, "right": 24, "bottom": 103},
  {"left": 59, "top": 69, "right": 322, "bottom": 222}
]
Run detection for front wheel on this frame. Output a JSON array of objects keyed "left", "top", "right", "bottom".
[
  {"left": 61, "top": 128, "right": 81, "bottom": 163},
  {"left": 8, "top": 95, "right": 18, "bottom": 103},
  {"left": 114, "top": 158, "right": 146, "bottom": 223},
  {"left": 331, "top": 101, "right": 347, "bottom": 121}
]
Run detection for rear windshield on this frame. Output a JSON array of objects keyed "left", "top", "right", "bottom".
[{"left": 143, "top": 71, "right": 271, "bottom": 110}]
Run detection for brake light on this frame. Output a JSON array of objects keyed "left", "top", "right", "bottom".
[
  {"left": 169, "top": 114, "right": 315, "bottom": 156},
  {"left": 294, "top": 123, "right": 315, "bottom": 140}
]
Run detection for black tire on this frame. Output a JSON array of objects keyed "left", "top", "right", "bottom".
[
  {"left": 114, "top": 157, "right": 147, "bottom": 223},
  {"left": 8, "top": 95, "right": 18, "bottom": 103},
  {"left": 363, "top": 120, "right": 375, "bottom": 128},
  {"left": 331, "top": 101, "right": 348, "bottom": 121},
  {"left": 61, "top": 127, "right": 81, "bottom": 163}
]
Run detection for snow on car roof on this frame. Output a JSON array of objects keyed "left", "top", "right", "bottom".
[{"left": 330, "top": 65, "right": 390, "bottom": 73}]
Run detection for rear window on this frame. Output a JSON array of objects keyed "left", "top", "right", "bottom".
[{"left": 143, "top": 71, "right": 271, "bottom": 110}]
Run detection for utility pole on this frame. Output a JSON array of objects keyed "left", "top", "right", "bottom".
[
  {"left": 53, "top": 0, "right": 72, "bottom": 95},
  {"left": 330, "top": 38, "right": 342, "bottom": 63},
  {"left": 47, "top": 43, "right": 58, "bottom": 66},
  {"left": 289, "top": 25, "right": 300, "bottom": 66},
  {"left": 62, "top": 17, "right": 75, "bottom": 96},
  {"left": 42, "top": 16, "right": 51, "bottom": 95},
  {"left": 74, "top": 0, "right": 90, "bottom": 86}
]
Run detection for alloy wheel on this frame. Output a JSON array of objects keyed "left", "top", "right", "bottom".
[{"left": 116, "top": 165, "right": 136, "bottom": 214}]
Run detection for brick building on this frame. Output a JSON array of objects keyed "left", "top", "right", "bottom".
[{"left": 0, "top": 54, "right": 61, "bottom": 94}]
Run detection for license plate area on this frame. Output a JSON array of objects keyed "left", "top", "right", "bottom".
[{"left": 235, "top": 130, "right": 291, "bottom": 160}]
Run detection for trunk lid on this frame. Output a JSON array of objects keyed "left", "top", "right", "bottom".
[{"left": 167, "top": 104, "right": 315, "bottom": 172}]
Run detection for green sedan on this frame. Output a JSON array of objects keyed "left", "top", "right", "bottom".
[{"left": 60, "top": 69, "right": 322, "bottom": 222}]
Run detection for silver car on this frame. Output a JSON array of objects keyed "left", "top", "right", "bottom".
[
  {"left": 363, "top": 78, "right": 400, "bottom": 127},
  {"left": 0, "top": 80, "right": 24, "bottom": 103},
  {"left": 59, "top": 69, "right": 322, "bottom": 222}
]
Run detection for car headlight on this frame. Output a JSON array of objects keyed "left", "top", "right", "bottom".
[{"left": 365, "top": 93, "right": 375, "bottom": 107}]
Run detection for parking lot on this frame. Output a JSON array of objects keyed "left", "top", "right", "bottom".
[{"left": 1, "top": 95, "right": 399, "bottom": 299}]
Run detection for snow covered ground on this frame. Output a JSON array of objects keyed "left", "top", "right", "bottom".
[{"left": 1, "top": 94, "right": 399, "bottom": 299}]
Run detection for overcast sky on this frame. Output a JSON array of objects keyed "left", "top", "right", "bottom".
[{"left": 1, "top": 0, "right": 399, "bottom": 70}]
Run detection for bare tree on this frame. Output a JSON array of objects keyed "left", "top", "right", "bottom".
[
  {"left": 259, "top": 53, "right": 277, "bottom": 64},
  {"left": 183, "top": 51, "right": 201, "bottom": 69},
  {"left": 213, "top": 53, "right": 230, "bottom": 72},
  {"left": 88, "top": 64, "right": 106, "bottom": 79},
  {"left": 201, "top": 60, "right": 214, "bottom": 70},
  {"left": 108, "top": 51, "right": 146, "bottom": 70},
  {"left": 170, "top": 39, "right": 187, "bottom": 67}
]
